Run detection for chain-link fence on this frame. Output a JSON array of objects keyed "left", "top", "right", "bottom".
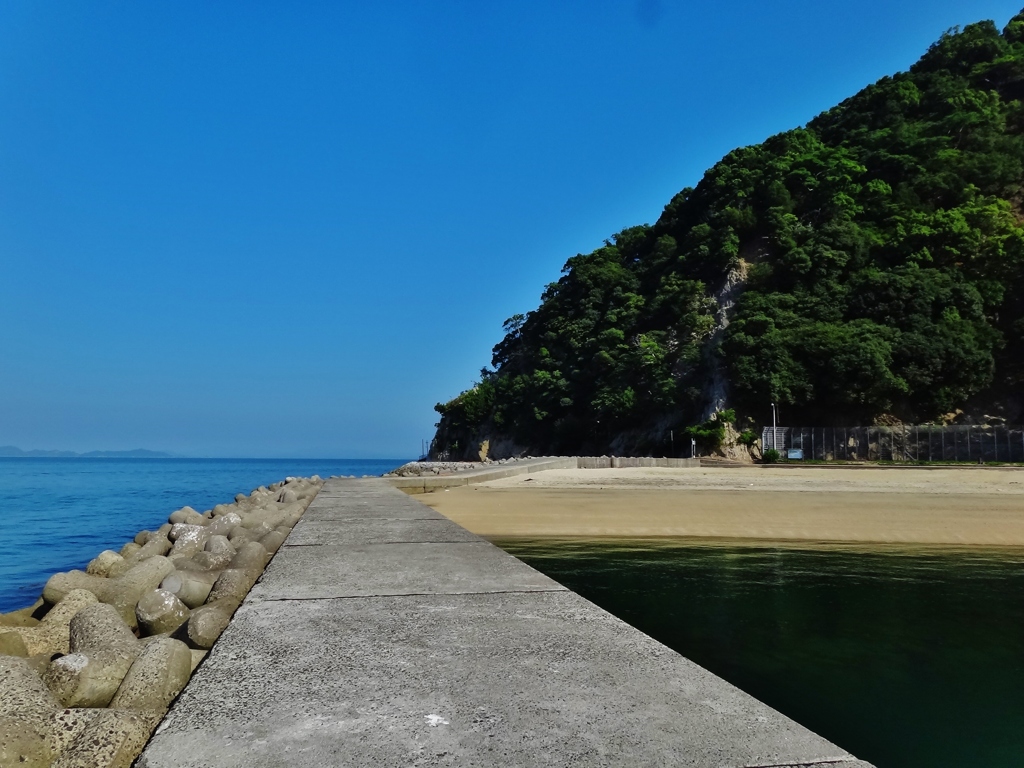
[{"left": 761, "top": 425, "right": 1024, "bottom": 463}]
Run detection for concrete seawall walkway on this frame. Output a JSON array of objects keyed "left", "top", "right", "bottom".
[{"left": 139, "top": 478, "right": 872, "bottom": 767}]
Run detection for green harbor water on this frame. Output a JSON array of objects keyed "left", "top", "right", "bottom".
[{"left": 494, "top": 539, "right": 1024, "bottom": 768}]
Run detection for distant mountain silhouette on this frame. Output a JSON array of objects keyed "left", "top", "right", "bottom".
[{"left": 0, "top": 446, "right": 177, "bottom": 458}]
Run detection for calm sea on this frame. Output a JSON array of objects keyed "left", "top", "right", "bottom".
[
  {"left": 497, "top": 539, "right": 1024, "bottom": 768},
  {"left": 0, "top": 457, "right": 406, "bottom": 612}
]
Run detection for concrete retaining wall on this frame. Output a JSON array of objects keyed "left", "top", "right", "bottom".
[{"left": 576, "top": 456, "right": 613, "bottom": 469}]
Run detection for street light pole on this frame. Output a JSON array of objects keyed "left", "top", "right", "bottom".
[{"left": 771, "top": 402, "right": 776, "bottom": 449}]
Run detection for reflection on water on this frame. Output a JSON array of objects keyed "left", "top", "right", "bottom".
[{"left": 494, "top": 538, "right": 1024, "bottom": 768}]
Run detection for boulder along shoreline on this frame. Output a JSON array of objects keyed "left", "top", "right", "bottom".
[{"left": 0, "top": 474, "right": 324, "bottom": 767}]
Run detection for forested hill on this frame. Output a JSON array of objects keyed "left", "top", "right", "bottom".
[{"left": 433, "top": 12, "right": 1024, "bottom": 460}]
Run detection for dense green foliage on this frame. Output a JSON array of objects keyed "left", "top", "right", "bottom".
[{"left": 434, "top": 13, "right": 1024, "bottom": 457}]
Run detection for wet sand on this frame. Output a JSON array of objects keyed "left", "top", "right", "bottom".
[{"left": 418, "top": 466, "right": 1024, "bottom": 547}]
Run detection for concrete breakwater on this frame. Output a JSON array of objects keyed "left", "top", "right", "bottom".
[
  {"left": 139, "top": 477, "right": 873, "bottom": 767},
  {"left": 0, "top": 475, "right": 323, "bottom": 767}
]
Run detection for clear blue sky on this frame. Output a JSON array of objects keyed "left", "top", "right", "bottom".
[{"left": 1, "top": 1, "right": 1019, "bottom": 458}]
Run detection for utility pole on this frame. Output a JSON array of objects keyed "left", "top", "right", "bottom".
[{"left": 771, "top": 402, "right": 777, "bottom": 450}]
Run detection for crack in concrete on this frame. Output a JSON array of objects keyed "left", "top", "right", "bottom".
[{"left": 282, "top": 540, "right": 484, "bottom": 547}]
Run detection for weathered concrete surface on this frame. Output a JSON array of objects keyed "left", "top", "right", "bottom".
[
  {"left": 249, "top": 542, "right": 563, "bottom": 600},
  {"left": 284, "top": 517, "right": 482, "bottom": 546},
  {"left": 139, "top": 478, "right": 872, "bottom": 768},
  {"left": 305, "top": 481, "right": 448, "bottom": 518}
]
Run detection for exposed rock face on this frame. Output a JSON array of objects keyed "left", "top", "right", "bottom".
[{"left": 700, "top": 261, "right": 748, "bottom": 423}]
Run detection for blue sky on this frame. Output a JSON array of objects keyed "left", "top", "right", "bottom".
[{"left": 1, "top": 1, "right": 1020, "bottom": 458}]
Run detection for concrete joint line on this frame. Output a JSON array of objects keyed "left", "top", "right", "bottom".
[
  {"left": 299, "top": 518, "right": 442, "bottom": 524},
  {"left": 257, "top": 588, "right": 569, "bottom": 603},
  {"left": 299, "top": 518, "right": 454, "bottom": 524},
  {"left": 742, "top": 758, "right": 863, "bottom": 768},
  {"left": 357, "top": 540, "right": 485, "bottom": 547},
  {"left": 283, "top": 540, "right": 486, "bottom": 548}
]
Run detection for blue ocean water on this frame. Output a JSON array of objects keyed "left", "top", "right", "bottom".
[{"left": 0, "top": 457, "right": 406, "bottom": 612}]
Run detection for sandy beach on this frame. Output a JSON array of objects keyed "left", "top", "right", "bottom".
[{"left": 419, "top": 466, "right": 1024, "bottom": 547}]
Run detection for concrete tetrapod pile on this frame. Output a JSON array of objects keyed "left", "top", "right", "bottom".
[{"left": 0, "top": 475, "right": 323, "bottom": 768}]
